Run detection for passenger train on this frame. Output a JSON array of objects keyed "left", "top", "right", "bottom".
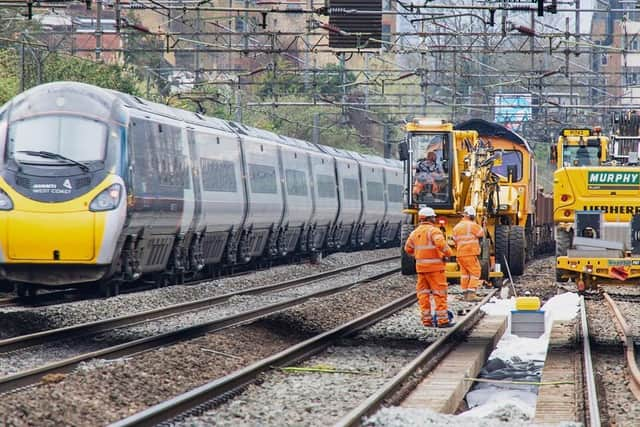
[{"left": 0, "top": 82, "right": 403, "bottom": 296}]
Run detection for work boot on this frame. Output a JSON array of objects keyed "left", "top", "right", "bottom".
[
  {"left": 464, "top": 290, "right": 483, "bottom": 302},
  {"left": 438, "top": 321, "right": 456, "bottom": 328}
]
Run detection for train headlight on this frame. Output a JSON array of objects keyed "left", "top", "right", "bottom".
[
  {"left": 0, "top": 189, "right": 13, "bottom": 210},
  {"left": 89, "top": 184, "right": 122, "bottom": 212}
]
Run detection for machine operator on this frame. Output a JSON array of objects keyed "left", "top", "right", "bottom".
[{"left": 412, "top": 152, "right": 444, "bottom": 201}]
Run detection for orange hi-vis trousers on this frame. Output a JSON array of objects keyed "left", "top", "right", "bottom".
[
  {"left": 457, "top": 255, "right": 482, "bottom": 292},
  {"left": 416, "top": 270, "right": 449, "bottom": 327}
]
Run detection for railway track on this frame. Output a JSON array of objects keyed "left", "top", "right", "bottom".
[
  {"left": 0, "top": 255, "right": 351, "bottom": 309},
  {"left": 0, "top": 258, "right": 399, "bottom": 394},
  {"left": 602, "top": 292, "right": 640, "bottom": 401},
  {"left": 109, "top": 290, "right": 497, "bottom": 427},
  {"left": 0, "top": 256, "right": 397, "bottom": 353}
]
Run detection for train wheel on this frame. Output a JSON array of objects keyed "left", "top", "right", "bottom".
[
  {"left": 310, "top": 251, "right": 322, "bottom": 264},
  {"left": 99, "top": 281, "right": 119, "bottom": 298},
  {"left": 508, "top": 226, "right": 526, "bottom": 276},
  {"left": 400, "top": 224, "right": 416, "bottom": 275},
  {"left": 16, "top": 283, "right": 36, "bottom": 300}
]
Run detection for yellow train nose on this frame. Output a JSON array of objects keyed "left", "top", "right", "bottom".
[{"left": 8, "top": 211, "right": 96, "bottom": 261}]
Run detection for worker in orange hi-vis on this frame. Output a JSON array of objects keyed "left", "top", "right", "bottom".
[
  {"left": 404, "top": 207, "right": 454, "bottom": 328},
  {"left": 452, "top": 206, "right": 486, "bottom": 302}
]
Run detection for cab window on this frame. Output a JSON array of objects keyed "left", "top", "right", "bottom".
[{"left": 492, "top": 150, "right": 523, "bottom": 181}]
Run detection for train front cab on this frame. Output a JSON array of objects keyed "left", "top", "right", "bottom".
[{"left": 0, "top": 82, "right": 128, "bottom": 288}]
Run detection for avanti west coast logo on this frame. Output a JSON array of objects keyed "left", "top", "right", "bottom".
[{"left": 588, "top": 171, "right": 640, "bottom": 190}]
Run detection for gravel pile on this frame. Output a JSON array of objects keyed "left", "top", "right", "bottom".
[
  {"left": 0, "top": 248, "right": 398, "bottom": 339},
  {"left": 0, "top": 261, "right": 399, "bottom": 376},
  {"left": 0, "top": 267, "right": 415, "bottom": 426}
]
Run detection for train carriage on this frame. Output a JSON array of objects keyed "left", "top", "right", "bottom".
[
  {"left": 0, "top": 81, "right": 402, "bottom": 296},
  {"left": 317, "top": 145, "right": 363, "bottom": 249}
]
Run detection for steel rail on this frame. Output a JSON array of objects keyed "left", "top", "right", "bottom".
[
  {"left": 108, "top": 291, "right": 417, "bottom": 427},
  {"left": 334, "top": 289, "right": 498, "bottom": 427},
  {"left": 580, "top": 296, "right": 601, "bottom": 427},
  {"left": 0, "top": 266, "right": 399, "bottom": 394},
  {"left": 0, "top": 256, "right": 398, "bottom": 354},
  {"left": 602, "top": 292, "right": 640, "bottom": 401}
]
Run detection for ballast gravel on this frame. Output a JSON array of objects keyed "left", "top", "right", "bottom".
[
  {"left": 0, "top": 260, "right": 398, "bottom": 376},
  {"left": 0, "top": 248, "right": 398, "bottom": 339},
  {"left": 585, "top": 286, "right": 640, "bottom": 427},
  {"left": 593, "top": 350, "right": 640, "bottom": 427},
  {"left": 0, "top": 325, "right": 305, "bottom": 426},
  {"left": 179, "top": 344, "right": 422, "bottom": 427},
  {"left": 0, "top": 265, "right": 418, "bottom": 426},
  {"left": 1, "top": 253, "right": 569, "bottom": 427}
]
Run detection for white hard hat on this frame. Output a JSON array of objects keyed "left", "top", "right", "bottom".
[
  {"left": 463, "top": 206, "right": 476, "bottom": 217},
  {"left": 418, "top": 207, "right": 436, "bottom": 218}
]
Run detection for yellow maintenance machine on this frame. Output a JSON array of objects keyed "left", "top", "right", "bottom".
[
  {"left": 550, "top": 127, "right": 608, "bottom": 169},
  {"left": 552, "top": 125, "right": 640, "bottom": 288},
  {"left": 456, "top": 119, "right": 554, "bottom": 274},
  {"left": 398, "top": 118, "right": 507, "bottom": 284}
]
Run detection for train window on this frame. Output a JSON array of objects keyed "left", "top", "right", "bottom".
[
  {"left": 285, "top": 169, "right": 308, "bottom": 196},
  {"left": 491, "top": 150, "right": 523, "bottom": 181},
  {"left": 201, "top": 158, "right": 237, "bottom": 192},
  {"left": 387, "top": 184, "right": 403, "bottom": 203},
  {"left": 342, "top": 178, "right": 360, "bottom": 200},
  {"left": 317, "top": 174, "right": 336, "bottom": 198},
  {"left": 157, "top": 124, "right": 190, "bottom": 190},
  {"left": 129, "top": 119, "right": 157, "bottom": 195},
  {"left": 249, "top": 163, "right": 278, "bottom": 194},
  {"left": 366, "top": 181, "right": 384, "bottom": 201},
  {"left": 9, "top": 116, "right": 107, "bottom": 163}
]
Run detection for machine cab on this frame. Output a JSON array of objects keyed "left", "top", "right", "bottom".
[
  {"left": 401, "top": 120, "right": 454, "bottom": 210},
  {"left": 550, "top": 128, "right": 607, "bottom": 169}
]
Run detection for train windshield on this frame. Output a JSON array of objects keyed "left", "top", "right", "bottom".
[
  {"left": 7, "top": 115, "right": 107, "bottom": 164},
  {"left": 409, "top": 132, "right": 452, "bottom": 208},
  {"left": 562, "top": 144, "right": 599, "bottom": 167}
]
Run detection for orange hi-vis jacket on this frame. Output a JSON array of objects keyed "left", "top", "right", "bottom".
[
  {"left": 405, "top": 223, "right": 453, "bottom": 272},
  {"left": 452, "top": 218, "right": 484, "bottom": 256}
]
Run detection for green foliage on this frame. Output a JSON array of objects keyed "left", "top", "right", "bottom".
[
  {"left": 256, "top": 62, "right": 357, "bottom": 100},
  {"left": 242, "top": 100, "right": 378, "bottom": 155},
  {"left": 0, "top": 48, "right": 145, "bottom": 104},
  {"left": 41, "top": 54, "right": 142, "bottom": 95},
  {"left": 166, "top": 85, "right": 233, "bottom": 120},
  {"left": 533, "top": 142, "right": 554, "bottom": 192},
  {"left": 123, "top": 11, "right": 167, "bottom": 97},
  {"left": 0, "top": 50, "right": 19, "bottom": 105}
]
